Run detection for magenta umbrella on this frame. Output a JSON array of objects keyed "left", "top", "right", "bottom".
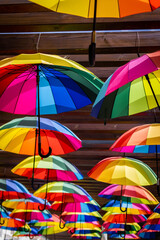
[{"left": 92, "top": 51, "right": 160, "bottom": 122}]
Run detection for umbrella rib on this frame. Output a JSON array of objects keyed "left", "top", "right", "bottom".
[
  {"left": 0, "top": 65, "right": 33, "bottom": 97},
  {"left": 42, "top": 65, "right": 78, "bottom": 110},
  {"left": 12, "top": 66, "right": 36, "bottom": 114}
]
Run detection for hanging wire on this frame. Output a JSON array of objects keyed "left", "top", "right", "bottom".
[
  {"left": 36, "top": 33, "right": 41, "bottom": 53},
  {"left": 135, "top": 32, "right": 140, "bottom": 57}
]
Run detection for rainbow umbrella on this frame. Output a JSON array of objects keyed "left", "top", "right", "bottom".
[
  {"left": 9, "top": 209, "right": 52, "bottom": 222},
  {"left": 88, "top": 156, "right": 157, "bottom": 186},
  {"left": 51, "top": 200, "right": 100, "bottom": 212},
  {"left": 34, "top": 181, "right": 93, "bottom": 204},
  {"left": 109, "top": 233, "right": 140, "bottom": 239},
  {"left": 102, "top": 212, "right": 147, "bottom": 223},
  {"left": 2, "top": 194, "right": 51, "bottom": 211},
  {"left": 38, "top": 225, "right": 68, "bottom": 235},
  {"left": 98, "top": 184, "right": 159, "bottom": 205},
  {"left": 0, "top": 179, "right": 31, "bottom": 200},
  {"left": 69, "top": 229, "right": 101, "bottom": 235},
  {"left": 0, "top": 206, "right": 9, "bottom": 225},
  {"left": 13, "top": 226, "right": 40, "bottom": 238},
  {"left": 29, "top": 214, "right": 65, "bottom": 228},
  {"left": 0, "top": 116, "right": 81, "bottom": 157},
  {"left": 0, "top": 218, "right": 28, "bottom": 231},
  {"left": 0, "top": 53, "right": 102, "bottom": 116},
  {"left": 92, "top": 51, "right": 160, "bottom": 121},
  {"left": 102, "top": 200, "right": 152, "bottom": 215},
  {"left": 11, "top": 155, "right": 83, "bottom": 182},
  {"left": 71, "top": 232, "right": 101, "bottom": 238},
  {"left": 65, "top": 222, "right": 101, "bottom": 229},
  {"left": 154, "top": 203, "right": 160, "bottom": 213},
  {"left": 71, "top": 236, "right": 101, "bottom": 239},
  {"left": 61, "top": 211, "right": 102, "bottom": 222},
  {"left": 138, "top": 229, "right": 159, "bottom": 239},
  {"left": 102, "top": 223, "right": 141, "bottom": 232},
  {"left": 110, "top": 123, "right": 160, "bottom": 195},
  {"left": 0, "top": 117, "right": 81, "bottom": 189},
  {"left": 142, "top": 223, "right": 160, "bottom": 231}
]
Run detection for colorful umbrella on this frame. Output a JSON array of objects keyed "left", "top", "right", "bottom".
[
  {"left": 29, "top": 214, "right": 65, "bottom": 228},
  {"left": 98, "top": 184, "right": 159, "bottom": 205},
  {"left": 51, "top": 200, "right": 100, "bottom": 212},
  {"left": 109, "top": 233, "right": 140, "bottom": 239},
  {"left": 0, "top": 53, "right": 102, "bottom": 115},
  {"left": 0, "top": 116, "right": 82, "bottom": 189},
  {"left": 0, "top": 218, "right": 28, "bottom": 231},
  {"left": 65, "top": 222, "right": 101, "bottom": 229},
  {"left": 138, "top": 229, "right": 159, "bottom": 239},
  {"left": 71, "top": 232, "right": 101, "bottom": 238},
  {"left": 102, "top": 212, "right": 147, "bottom": 223},
  {"left": 69, "top": 229, "right": 102, "bottom": 235},
  {"left": 61, "top": 211, "right": 102, "bottom": 222},
  {"left": 92, "top": 51, "right": 160, "bottom": 121},
  {"left": 88, "top": 156, "right": 157, "bottom": 186},
  {"left": 2, "top": 194, "right": 51, "bottom": 210},
  {"left": 0, "top": 206, "right": 9, "bottom": 225},
  {"left": 110, "top": 123, "right": 160, "bottom": 194},
  {"left": 11, "top": 155, "right": 83, "bottom": 182},
  {"left": 102, "top": 200, "right": 152, "bottom": 215},
  {"left": 38, "top": 225, "right": 68, "bottom": 235},
  {"left": 13, "top": 226, "right": 40, "bottom": 238},
  {"left": 0, "top": 116, "right": 81, "bottom": 157},
  {"left": 34, "top": 181, "right": 93, "bottom": 203},
  {"left": 142, "top": 223, "right": 160, "bottom": 231},
  {"left": 0, "top": 179, "right": 31, "bottom": 200},
  {"left": 102, "top": 222, "right": 141, "bottom": 232},
  {"left": 28, "top": 2, "right": 160, "bottom": 66},
  {"left": 9, "top": 209, "right": 52, "bottom": 222},
  {"left": 154, "top": 203, "right": 160, "bottom": 213}
]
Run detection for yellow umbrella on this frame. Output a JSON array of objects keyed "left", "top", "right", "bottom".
[{"left": 88, "top": 156, "right": 157, "bottom": 186}]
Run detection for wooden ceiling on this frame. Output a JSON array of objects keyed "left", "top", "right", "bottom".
[{"left": 0, "top": 1, "right": 160, "bottom": 239}]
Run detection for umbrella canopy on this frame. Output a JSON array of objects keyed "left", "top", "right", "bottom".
[
  {"left": 65, "top": 222, "right": 101, "bottom": 229},
  {"left": 138, "top": 229, "right": 159, "bottom": 239},
  {"left": 0, "top": 218, "right": 28, "bottom": 231},
  {"left": 102, "top": 200, "right": 152, "bottom": 215},
  {"left": 0, "top": 116, "right": 81, "bottom": 156},
  {"left": 29, "top": 0, "right": 160, "bottom": 18},
  {"left": 102, "top": 212, "right": 147, "bottom": 223},
  {"left": 143, "top": 223, "right": 160, "bottom": 231},
  {"left": 51, "top": 200, "right": 100, "bottom": 212},
  {"left": 13, "top": 227, "right": 39, "bottom": 237},
  {"left": 3, "top": 194, "right": 51, "bottom": 210},
  {"left": 0, "top": 53, "right": 103, "bottom": 115},
  {"left": 88, "top": 156, "right": 157, "bottom": 186},
  {"left": 102, "top": 222, "right": 141, "bottom": 232},
  {"left": 38, "top": 225, "right": 68, "bottom": 235},
  {"left": 61, "top": 211, "right": 102, "bottom": 222},
  {"left": 98, "top": 184, "right": 159, "bottom": 205},
  {"left": 154, "top": 203, "right": 160, "bottom": 213},
  {"left": 109, "top": 233, "right": 140, "bottom": 239},
  {"left": 9, "top": 209, "right": 52, "bottom": 222},
  {"left": 71, "top": 232, "right": 101, "bottom": 238},
  {"left": 110, "top": 124, "right": 160, "bottom": 153},
  {"left": 110, "top": 123, "right": 160, "bottom": 194},
  {"left": 92, "top": 51, "right": 160, "bottom": 121},
  {"left": 69, "top": 229, "right": 102, "bottom": 235},
  {"left": 0, "top": 179, "right": 31, "bottom": 200},
  {"left": 34, "top": 182, "right": 93, "bottom": 203},
  {"left": 29, "top": 214, "right": 65, "bottom": 227},
  {"left": 11, "top": 155, "right": 83, "bottom": 181}
]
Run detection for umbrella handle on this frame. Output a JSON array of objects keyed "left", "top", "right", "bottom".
[
  {"left": 59, "top": 216, "right": 65, "bottom": 229},
  {"left": 38, "top": 140, "right": 52, "bottom": 158},
  {"left": 31, "top": 177, "right": 40, "bottom": 190},
  {"left": 38, "top": 201, "right": 47, "bottom": 212},
  {"left": 120, "top": 200, "right": 127, "bottom": 213},
  {"left": 29, "top": 232, "right": 34, "bottom": 239}
]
